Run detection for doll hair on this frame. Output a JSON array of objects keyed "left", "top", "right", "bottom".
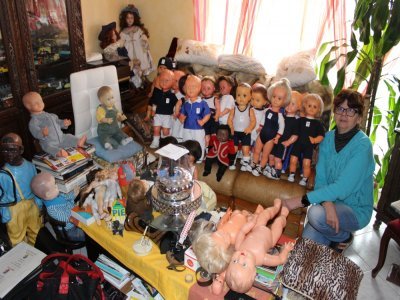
[
  {"left": 97, "top": 85, "right": 113, "bottom": 100},
  {"left": 180, "top": 140, "right": 202, "bottom": 162},
  {"left": 125, "top": 179, "right": 147, "bottom": 215},
  {"left": 159, "top": 136, "right": 178, "bottom": 148},
  {"left": 201, "top": 76, "right": 216, "bottom": 86},
  {"left": 99, "top": 27, "right": 120, "bottom": 49},
  {"left": 119, "top": 4, "right": 149, "bottom": 38},
  {"left": 217, "top": 124, "right": 232, "bottom": 139},
  {"left": 31, "top": 172, "right": 54, "bottom": 200},
  {"left": 0, "top": 133, "right": 24, "bottom": 152},
  {"left": 252, "top": 84, "right": 268, "bottom": 103},
  {"left": 333, "top": 89, "right": 364, "bottom": 117},
  {"left": 267, "top": 78, "right": 292, "bottom": 106},
  {"left": 191, "top": 220, "right": 235, "bottom": 274},
  {"left": 302, "top": 93, "right": 324, "bottom": 118},
  {"left": 217, "top": 75, "right": 236, "bottom": 97},
  {"left": 178, "top": 74, "right": 189, "bottom": 95},
  {"left": 237, "top": 82, "right": 252, "bottom": 91},
  {"left": 225, "top": 263, "right": 256, "bottom": 294}
]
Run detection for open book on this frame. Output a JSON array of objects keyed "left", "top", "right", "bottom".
[{"left": 32, "top": 147, "right": 90, "bottom": 172}]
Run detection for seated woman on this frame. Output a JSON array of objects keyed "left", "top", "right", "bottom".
[{"left": 283, "top": 89, "right": 375, "bottom": 252}]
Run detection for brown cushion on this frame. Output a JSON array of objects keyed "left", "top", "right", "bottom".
[{"left": 197, "top": 163, "right": 238, "bottom": 197}]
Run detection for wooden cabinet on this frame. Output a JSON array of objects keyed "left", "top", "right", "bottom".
[
  {"left": 0, "top": 0, "right": 85, "bottom": 159},
  {"left": 374, "top": 128, "right": 400, "bottom": 228}
]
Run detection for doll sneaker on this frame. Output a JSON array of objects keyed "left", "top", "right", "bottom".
[
  {"left": 252, "top": 165, "right": 262, "bottom": 176},
  {"left": 299, "top": 177, "right": 308, "bottom": 186},
  {"left": 150, "top": 139, "right": 159, "bottom": 149},
  {"left": 267, "top": 168, "right": 280, "bottom": 180},
  {"left": 246, "top": 162, "right": 255, "bottom": 172},
  {"left": 229, "top": 164, "right": 236, "bottom": 170},
  {"left": 104, "top": 142, "right": 113, "bottom": 150},
  {"left": 121, "top": 137, "right": 133, "bottom": 146},
  {"left": 287, "top": 173, "right": 295, "bottom": 182},
  {"left": 263, "top": 165, "right": 272, "bottom": 177},
  {"left": 240, "top": 161, "right": 250, "bottom": 171}
]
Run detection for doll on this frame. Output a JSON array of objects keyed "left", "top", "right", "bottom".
[
  {"left": 146, "top": 56, "right": 175, "bottom": 102},
  {"left": 213, "top": 199, "right": 294, "bottom": 295},
  {"left": 250, "top": 84, "right": 269, "bottom": 146},
  {"left": 98, "top": 21, "right": 128, "bottom": 61},
  {"left": 267, "top": 91, "right": 303, "bottom": 180},
  {"left": 96, "top": 86, "right": 133, "bottom": 150},
  {"left": 22, "top": 91, "right": 87, "bottom": 157},
  {"left": 180, "top": 140, "right": 202, "bottom": 180},
  {"left": 288, "top": 93, "right": 325, "bottom": 186},
  {"left": 119, "top": 5, "right": 154, "bottom": 76},
  {"left": 30, "top": 172, "right": 85, "bottom": 242},
  {"left": 125, "top": 178, "right": 153, "bottom": 223},
  {"left": 170, "top": 70, "right": 187, "bottom": 142},
  {"left": 217, "top": 76, "right": 235, "bottom": 125},
  {"left": 179, "top": 75, "right": 211, "bottom": 161},
  {"left": 248, "top": 79, "right": 292, "bottom": 176},
  {"left": 0, "top": 133, "right": 42, "bottom": 246},
  {"left": 201, "top": 76, "right": 220, "bottom": 150},
  {"left": 227, "top": 83, "right": 255, "bottom": 171},
  {"left": 203, "top": 124, "right": 236, "bottom": 182},
  {"left": 149, "top": 69, "right": 181, "bottom": 149}
]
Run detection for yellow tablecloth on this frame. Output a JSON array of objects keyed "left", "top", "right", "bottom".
[{"left": 80, "top": 221, "right": 194, "bottom": 300}]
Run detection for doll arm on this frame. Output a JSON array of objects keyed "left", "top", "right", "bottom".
[
  {"left": 217, "top": 207, "right": 233, "bottom": 229},
  {"left": 244, "top": 108, "right": 256, "bottom": 134},
  {"left": 235, "top": 218, "right": 257, "bottom": 250},
  {"left": 117, "top": 111, "right": 127, "bottom": 122},
  {"left": 309, "top": 135, "right": 324, "bottom": 144},
  {"left": 214, "top": 97, "right": 221, "bottom": 121},
  {"left": 262, "top": 242, "right": 294, "bottom": 267},
  {"left": 174, "top": 99, "right": 182, "bottom": 118},
  {"left": 227, "top": 108, "right": 235, "bottom": 135},
  {"left": 96, "top": 106, "right": 112, "bottom": 124},
  {"left": 211, "top": 271, "right": 226, "bottom": 295},
  {"left": 179, "top": 105, "right": 187, "bottom": 123},
  {"left": 198, "top": 112, "right": 210, "bottom": 127},
  {"left": 282, "top": 134, "right": 298, "bottom": 147}
]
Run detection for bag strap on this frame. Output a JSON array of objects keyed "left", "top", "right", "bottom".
[
  {"left": 3, "top": 167, "right": 24, "bottom": 200},
  {"left": 41, "top": 252, "right": 72, "bottom": 265}
]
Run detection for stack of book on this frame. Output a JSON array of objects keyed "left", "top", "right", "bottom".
[
  {"left": 95, "top": 254, "right": 131, "bottom": 289},
  {"left": 32, "top": 146, "right": 96, "bottom": 193}
]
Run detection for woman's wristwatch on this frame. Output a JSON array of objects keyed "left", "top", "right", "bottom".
[{"left": 301, "top": 194, "right": 311, "bottom": 207}]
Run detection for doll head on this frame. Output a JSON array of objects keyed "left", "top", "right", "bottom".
[
  {"left": 225, "top": 250, "right": 257, "bottom": 293},
  {"left": 216, "top": 124, "right": 231, "bottom": 142},
  {"left": 201, "top": 76, "right": 216, "bottom": 98},
  {"left": 180, "top": 140, "right": 202, "bottom": 166},
  {"left": 159, "top": 70, "right": 174, "bottom": 92},
  {"left": 178, "top": 74, "right": 189, "bottom": 95},
  {"left": 235, "top": 83, "right": 252, "bottom": 108},
  {"left": 173, "top": 70, "right": 185, "bottom": 92},
  {"left": 0, "top": 133, "right": 24, "bottom": 166},
  {"left": 31, "top": 172, "right": 59, "bottom": 201},
  {"left": 251, "top": 84, "right": 268, "bottom": 109},
  {"left": 22, "top": 91, "right": 44, "bottom": 115},
  {"left": 98, "top": 22, "right": 120, "bottom": 49},
  {"left": 267, "top": 78, "right": 292, "bottom": 110},
  {"left": 94, "top": 169, "right": 109, "bottom": 181},
  {"left": 97, "top": 86, "right": 115, "bottom": 109},
  {"left": 286, "top": 91, "right": 304, "bottom": 116},
  {"left": 217, "top": 76, "right": 235, "bottom": 97},
  {"left": 119, "top": 5, "right": 149, "bottom": 37},
  {"left": 157, "top": 57, "right": 173, "bottom": 73},
  {"left": 302, "top": 93, "right": 324, "bottom": 118},
  {"left": 126, "top": 179, "right": 150, "bottom": 218},
  {"left": 132, "top": 58, "right": 141, "bottom": 70},
  {"left": 184, "top": 75, "right": 202, "bottom": 101}
]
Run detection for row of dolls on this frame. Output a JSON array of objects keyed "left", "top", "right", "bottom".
[{"left": 145, "top": 62, "right": 325, "bottom": 186}]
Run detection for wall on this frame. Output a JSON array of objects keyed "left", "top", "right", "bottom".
[{"left": 81, "top": 0, "right": 194, "bottom": 77}]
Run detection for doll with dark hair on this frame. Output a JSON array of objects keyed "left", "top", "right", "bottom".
[
  {"left": 98, "top": 21, "right": 128, "bottom": 60},
  {"left": 119, "top": 4, "right": 154, "bottom": 75},
  {"left": 217, "top": 76, "right": 236, "bottom": 125},
  {"left": 180, "top": 139, "right": 202, "bottom": 179}
]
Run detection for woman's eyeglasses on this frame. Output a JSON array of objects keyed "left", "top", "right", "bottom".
[{"left": 334, "top": 106, "right": 358, "bottom": 117}]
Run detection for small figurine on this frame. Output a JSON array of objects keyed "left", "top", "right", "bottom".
[
  {"left": 0, "top": 133, "right": 42, "bottom": 246},
  {"left": 22, "top": 91, "right": 87, "bottom": 157},
  {"left": 201, "top": 76, "right": 220, "bottom": 149},
  {"left": 227, "top": 83, "right": 255, "bottom": 171},
  {"left": 112, "top": 220, "right": 124, "bottom": 236},
  {"left": 217, "top": 76, "right": 236, "bottom": 125},
  {"left": 288, "top": 93, "right": 325, "bottom": 186},
  {"left": 125, "top": 178, "right": 153, "bottom": 223},
  {"left": 98, "top": 21, "right": 128, "bottom": 61},
  {"left": 202, "top": 124, "right": 236, "bottom": 182},
  {"left": 96, "top": 86, "right": 133, "bottom": 150},
  {"left": 30, "top": 172, "right": 85, "bottom": 242},
  {"left": 250, "top": 84, "right": 269, "bottom": 146}
]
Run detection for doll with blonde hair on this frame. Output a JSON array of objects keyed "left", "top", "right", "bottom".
[{"left": 288, "top": 93, "right": 325, "bottom": 186}]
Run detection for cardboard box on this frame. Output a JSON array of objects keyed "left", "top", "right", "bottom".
[{"left": 184, "top": 246, "right": 200, "bottom": 272}]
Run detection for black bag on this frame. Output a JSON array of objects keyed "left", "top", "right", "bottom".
[{"left": 35, "top": 253, "right": 105, "bottom": 300}]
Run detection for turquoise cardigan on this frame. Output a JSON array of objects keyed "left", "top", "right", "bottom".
[{"left": 307, "top": 130, "right": 375, "bottom": 229}]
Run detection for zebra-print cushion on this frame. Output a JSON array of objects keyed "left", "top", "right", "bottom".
[{"left": 281, "top": 238, "right": 363, "bottom": 300}]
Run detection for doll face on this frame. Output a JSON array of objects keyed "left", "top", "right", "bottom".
[
  {"left": 216, "top": 129, "right": 229, "bottom": 142},
  {"left": 173, "top": 71, "right": 185, "bottom": 92},
  {"left": 126, "top": 13, "right": 135, "bottom": 26},
  {"left": 201, "top": 80, "right": 215, "bottom": 98},
  {"left": 185, "top": 76, "right": 201, "bottom": 101},
  {"left": 219, "top": 80, "right": 232, "bottom": 96},
  {"left": 270, "top": 86, "right": 287, "bottom": 109},
  {"left": 23, "top": 93, "right": 44, "bottom": 114},
  {"left": 157, "top": 65, "right": 168, "bottom": 75},
  {"left": 227, "top": 251, "right": 257, "bottom": 289},
  {"left": 304, "top": 97, "right": 321, "bottom": 118},
  {"left": 111, "top": 30, "right": 118, "bottom": 43},
  {"left": 251, "top": 92, "right": 267, "bottom": 109},
  {"left": 159, "top": 70, "right": 174, "bottom": 92},
  {"left": 236, "top": 86, "right": 252, "bottom": 107},
  {"left": 0, "top": 143, "right": 23, "bottom": 166},
  {"left": 99, "top": 90, "right": 115, "bottom": 108},
  {"left": 285, "top": 98, "right": 300, "bottom": 115},
  {"left": 45, "top": 177, "right": 59, "bottom": 200}
]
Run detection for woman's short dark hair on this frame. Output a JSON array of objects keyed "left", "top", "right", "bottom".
[
  {"left": 334, "top": 89, "right": 364, "bottom": 117},
  {"left": 180, "top": 140, "right": 202, "bottom": 162}
]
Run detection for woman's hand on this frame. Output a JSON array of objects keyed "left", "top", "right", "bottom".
[
  {"left": 282, "top": 196, "right": 303, "bottom": 211},
  {"left": 322, "top": 201, "right": 339, "bottom": 233}
]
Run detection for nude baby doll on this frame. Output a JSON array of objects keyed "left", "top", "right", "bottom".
[
  {"left": 96, "top": 86, "right": 133, "bottom": 150},
  {"left": 31, "top": 172, "right": 85, "bottom": 242},
  {"left": 228, "top": 83, "right": 255, "bottom": 171},
  {"left": 288, "top": 93, "right": 325, "bottom": 186},
  {"left": 248, "top": 79, "right": 292, "bottom": 176},
  {"left": 23, "top": 91, "right": 87, "bottom": 157},
  {"left": 212, "top": 199, "right": 294, "bottom": 295}
]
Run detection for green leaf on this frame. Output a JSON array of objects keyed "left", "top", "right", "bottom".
[{"left": 334, "top": 67, "right": 346, "bottom": 95}]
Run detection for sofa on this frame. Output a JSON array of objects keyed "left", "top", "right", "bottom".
[{"left": 196, "top": 163, "right": 307, "bottom": 239}]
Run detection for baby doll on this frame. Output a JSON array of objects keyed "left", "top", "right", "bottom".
[
  {"left": 125, "top": 178, "right": 153, "bottom": 224},
  {"left": 148, "top": 69, "right": 181, "bottom": 149},
  {"left": 0, "top": 133, "right": 42, "bottom": 246},
  {"left": 96, "top": 86, "right": 133, "bottom": 150},
  {"left": 22, "top": 91, "right": 87, "bottom": 157},
  {"left": 119, "top": 5, "right": 154, "bottom": 76},
  {"left": 250, "top": 84, "right": 269, "bottom": 146},
  {"left": 130, "top": 58, "right": 143, "bottom": 88},
  {"left": 201, "top": 76, "right": 220, "bottom": 150},
  {"left": 288, "top": 93, "right": 325, "bottom": 186},
  {"left": 217, "top": 76, "right": 235, "bottom": 125},
  {"left": 248, "top": 78, "right": 292, "bottom": 176},
  {"left": 213, "top": 199, "right": 294, "bottom": 294},
  {"left": 170, "top": 70, "right": 187, "bottom": 142},
  {"left": 99, "top": 21, "right": 128, "bottom": 61},
  {"left": 180, "top": 140, "right": 202, "bottom": 180},
  {"left": 227, "top": 83, "right": 255, "bottom": 171},
  {"left": 31, "top": 172, "right": 84, "bottom": 242},
  {"left": 203, "top": 124, "right": 236, "bottom": 182},
  {"left": 267, "top": 91, "right": 303, "bottom": 180},
  {"left": 179, "top": 75, "right": 211, "bottom": 161}
]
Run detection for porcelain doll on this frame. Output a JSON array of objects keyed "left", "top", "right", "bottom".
[
  {"left": 98, "top": 21, "right": 128, "bottom": 61},
  {"left": 119, "top": 4, "right": 154, "bottom": 76},
  {"left": 247, "top": 79, "right": 291, "bottom": 176},
  {"left": 22, "top": 91, "right": 87, "bottom": 157},
  {"left": 288, "top": 93, "right": 325, "bottom": 186},
  {"left": 227, "top": 83, "right": 255, "bottom": 171},
  {"left": 96, "top": 86, "right": 133, "bottom": 150}
]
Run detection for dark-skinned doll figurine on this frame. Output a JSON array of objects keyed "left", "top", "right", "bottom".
[
  {"left": 0, "top": 133, "right": 42, "bottom": 246},
  {"left": 202, "top": 124, "right": 236, "bottom": 182}
]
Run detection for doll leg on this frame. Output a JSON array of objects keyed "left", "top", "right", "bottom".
[
  {"left": 150, "top": 126, "right": 161, "bottom": 148},
  {"left": 216, "top": 161, "right": 228, "bottom": 182},
  {"left": 288, "top": 155, "right": 299, "bottom": 182},
  {"left": 259, "top": 141, "right": 274, "bottom": 168},
  {"left": 161, "top": 127, "right": 170, "bottom": 137},
  {"left": 251, "top": 137, "right": 263, "bottom": 165},
  {"left": 299, "top": 158, "right": 311, "bottom": 186},
  {"left": 269, "top": 205, "right": 289, "bottom": 245},
  {"left": 203, "top": 157, "right": 215, "bottom": 176},
  {"left": 255, "top": 198, "right": 282, "bottom": 227},
  {"left": 61, "top": 133, "right": 86, "bottom": 149}
]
